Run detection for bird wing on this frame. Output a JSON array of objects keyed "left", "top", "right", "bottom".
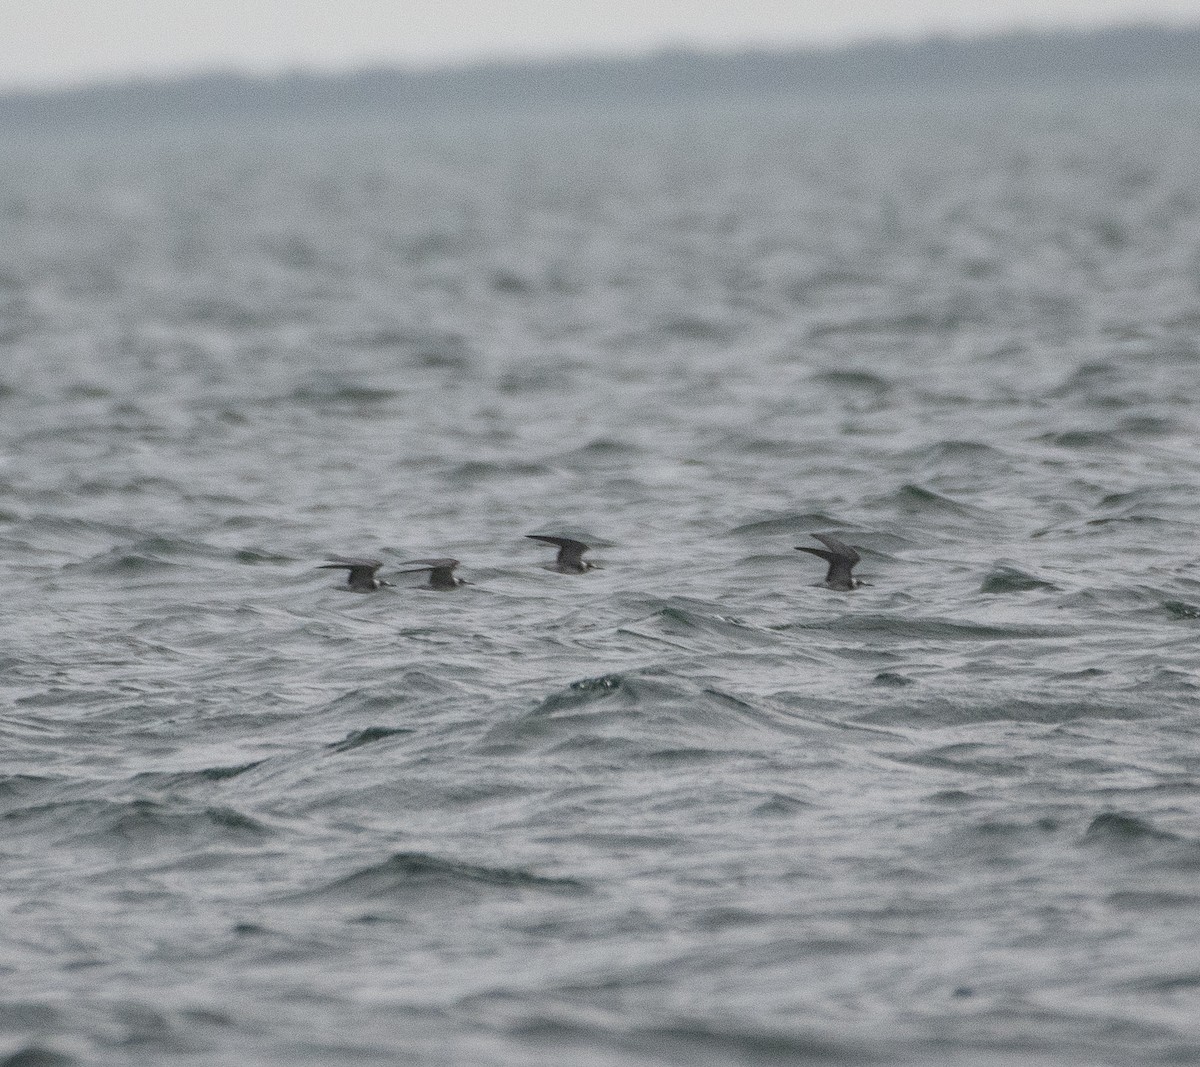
[
  {"left": 319, "top": 556, "right": 382, "bottom": 572},
  {"left": 794, "top": 546, "right": 834, "bottom": 563},
  {"left": 809, "top": 534, "right": 860, "bottom": 564},
  {"left": 526, "top": 534, "right": 589, "bottom": 568},
  {"left": 795, "top": 546, "right": 836, "bottom": 582}
]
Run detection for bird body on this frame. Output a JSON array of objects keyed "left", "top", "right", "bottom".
[
  {"left": 398, "top": 558, "right": 464, "bottom": 590},
  {"left": 526, "top": 534, "right": 594, "bottom": 573},
  {"left": 319, "top": 556, "right": 390, "bottom": 592},
  {"left": 795, "top": 534, "right": 862, "bottom": 590}
]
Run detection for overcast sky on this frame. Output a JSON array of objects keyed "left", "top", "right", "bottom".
[{"left": 2, "top": 0, "right": 1197, "bottom": 91}]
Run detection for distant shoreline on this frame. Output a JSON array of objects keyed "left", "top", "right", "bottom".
[{"left": 3, "top": 21, "right": 1199, "bottom": 126}]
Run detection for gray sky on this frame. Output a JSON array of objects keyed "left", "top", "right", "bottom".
[{"left": 2, "top": 0, "right": 1197, "bottom": 91}]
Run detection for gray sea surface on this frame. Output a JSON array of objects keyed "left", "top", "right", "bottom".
[{"left": 3, "top": 80, "right": 1200, "bottom": 1066}]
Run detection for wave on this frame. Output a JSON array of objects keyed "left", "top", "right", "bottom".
[
  {"left": 291, "top": 852, "right": 586, "bottom": 903},
  {"left": 446, "top": 460, "right": 556, "bottom": 482},
  {"left": 874, "top": 483, "right": 992, "bottom": 521},
  {"left": 808, "top": 368, "right": 894, "bottom": 392},
  {"left": 799, "top": 613, "right": 1074, "bottom": 641},
  {"left": 727, "top": 511, "right": 843, "bottom": 537},
  {"left": 2, "top": 798, "right": 271, "bottom": 846},
  {"left": 618, "top": 599, "right": 781, "bottom": 653},
  {"left": 1082, "top": 811, "right": 1183, "bottom": 846},
  {"left": 0, "top": 1045, "right": 76, "bottom": 1067},
  {"left": 130, "top": 762, "right": 266, "bottom": 789},
  {"left": 978, "top": 561, "right": 1060, "bottom": 593},
  {"left": 285, "top": 378, "right": 400, "bottom": 405},
  {"left": 1036, "top": 429, "right": 1124, "bottom": 449},
  {"left": 481, "top": 667, "right": 810, "bottom": 756},
  {"left": 860, "top": 693, "right": 1143, "bottom": 728},
  {"left": 491, "top": 1009, "right": 868, "bottom": 1065},
  {"left": 326, "top": 726, "right": 415, "bottom": 753},
  {"left": 66, "top": 535, "right": 231, "bottom": 575}
]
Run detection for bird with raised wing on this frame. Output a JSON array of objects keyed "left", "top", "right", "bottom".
[
  {"left": 398, "top": 558, "right": 465, "bottom": 590},
  {"left": 526, "top": 534, "right": 595, "bottom": 573},
  {"left": 318, "top": 556, "right": 391, "bottom": 592},
  {"left": 795, "top": 534, "right": 863, "bottom": 591}
]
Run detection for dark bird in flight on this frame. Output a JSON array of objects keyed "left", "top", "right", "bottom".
[
  {"left": 319, "top": 556, "right": 391, "bottom": 592},
  {"left": 398, "top": 558, "right": 464, "bottom": 590},
  {"left": 526, "top": 534, "right": 595, "bottom": 573},
  {"left": 795, "top": 534, "right": 863, "bottom": 591}
]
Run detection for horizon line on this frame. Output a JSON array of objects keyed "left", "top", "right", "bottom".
[{"left": 3, "top": 15, "right": 1199, "bottom": 99}]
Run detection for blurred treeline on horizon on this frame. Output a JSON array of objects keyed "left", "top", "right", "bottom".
[{"left": 2, "top": 21, "right": 1198, "bottom": 127}]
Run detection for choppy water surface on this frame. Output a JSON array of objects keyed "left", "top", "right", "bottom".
[{"left": 3, "top": 80, "right": 1200, "bottom": 1065}]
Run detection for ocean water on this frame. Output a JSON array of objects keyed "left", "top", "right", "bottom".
[{"left": 3, "top": 79, "right": 1200, "bottom": 1066}]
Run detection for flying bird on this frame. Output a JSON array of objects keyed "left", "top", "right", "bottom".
[
  {"left": 526, "top": 534, "right": 595, "bottom": 573},
  {"left": 398, "top": 558, "right": 464, "bottom": 590},
  {"left": 319, "top": 556, "right": 390, "bottom": 592},
  {"left": 795, "top": 534, "right": 863, "bottom": 591}
]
